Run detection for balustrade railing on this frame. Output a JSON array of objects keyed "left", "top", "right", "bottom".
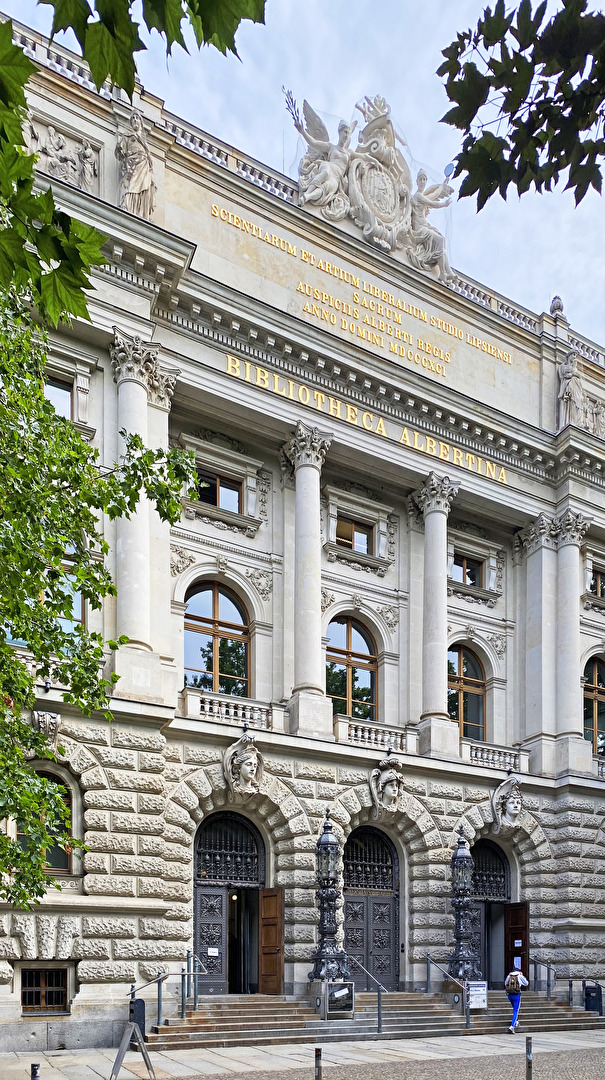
[
  {"left": 461, "top": 739, "right": 529, "bottom": 773},
  {"left": 179, "top": 687, "right": 283, "bottom": 729},
  {"left": 333, "top": 715, "right": 408, "bottom": 752}
]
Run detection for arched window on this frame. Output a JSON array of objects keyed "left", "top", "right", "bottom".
[
  {"left": 184, "top": 582, "right": 249, "bottom": 696},
  {"left": 448, "top": 644, "right": 485, "bottom": 740},
  {"left": 583, "top": 656, "right": 605, "bottom": 755},
  {"left": 326, "top": 617, "right": 377, "bottom": 721},
  {"left": 16, "top": 772, "right": 72, "bottom": 874}
]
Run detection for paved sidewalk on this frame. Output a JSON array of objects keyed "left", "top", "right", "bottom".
[{"left": 3, "top": 1030, "right": 605, "bottom": 1080}]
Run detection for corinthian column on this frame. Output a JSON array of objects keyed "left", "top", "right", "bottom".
[
  {"left": 413, "top": 471, "right": 459, "bottom": 758},
  {"left": 110, "top": 328, "right": 177, "bottom": 651},
  {"left": 556, "top": 508, "right": 592, "bottom": 773},
  {"left": 282, "top": 421, "right": 334, "bottom": 738}
]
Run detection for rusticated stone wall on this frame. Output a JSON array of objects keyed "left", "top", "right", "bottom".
[{"left": 2, "top": 714, "right": 605, "bottom": 1021}]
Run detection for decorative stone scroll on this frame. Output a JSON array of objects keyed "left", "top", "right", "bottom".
[
  {"left": 223, "top": 732, "right": 264, "bottom": 801},
  {"left": 110, "top": 328, "right": 177, "bottom": 407},
  {"left": 285, "top": 91, "right": 454, "bottom": 282},
  {"left": 369, "top": 755, "right": 405, "bottom": 817},
  {"left": 490, "top": 775, "right": 523, "bottom": 834},
  {"left": 30, "top": 711, "right": 61, "bottom": 751},
  {"left": 170, "top": 546, "right": 196, "bottom": 577},
  {"left": 115, "top": 111, "right": 157, "bottom": 220}
]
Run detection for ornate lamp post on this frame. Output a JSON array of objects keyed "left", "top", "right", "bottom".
[
  {"left": 448, "top": 825, "right": 482, "bottom": 981},
  {"left": 308, "top": 809, "right": 349, "bottom": 982}
]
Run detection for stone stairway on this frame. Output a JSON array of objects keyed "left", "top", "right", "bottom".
[{"left": 145, "top": 990, "right": 605, "bottom": 1050}]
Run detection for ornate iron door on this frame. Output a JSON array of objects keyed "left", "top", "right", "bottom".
[
  {"left": 344, "top": 894, "right": 397, "bottom": 991},
  {"left": 195, "top": 888, "right": 227, "bottom": 994},
  {"left": 194, "top": 812, "right": 265, "bottom": 995},
  {"left": 344, "top": 827, "right": 399, "bottom": 992}
]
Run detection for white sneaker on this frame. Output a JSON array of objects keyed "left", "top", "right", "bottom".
[{"left": 508, "top": 1025, "right": 516, "bottom": 1034}]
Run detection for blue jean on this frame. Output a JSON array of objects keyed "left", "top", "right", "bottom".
[{"left": 508, "top": 992, "right": 521, "bottom": 1027}]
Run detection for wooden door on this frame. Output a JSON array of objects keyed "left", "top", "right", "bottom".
[
  {"left": 505, "top": 901, "right": 529, "bottom": 978},
  {"left": 259, "top": 888, "right": 284, "bottom": 994}
]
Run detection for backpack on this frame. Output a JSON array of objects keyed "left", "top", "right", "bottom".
[{"left": 506, "top": 973, "right": 520, "bottom": 993}]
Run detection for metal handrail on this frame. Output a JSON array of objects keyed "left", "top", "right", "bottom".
[
  {"left": 127, "top": 973, "right": 169, "bottom": 997},
  {"left": 425, "top": 954, "right": 466, "bottom": 994},
  {"left": 528, "top": 955, "right": 556, "bottom": 1000},
  {"left": 348, "top": 954, "right": 389, "bottom": 992},
  {"left": 425, "top": 954, "right": 470, "bottom": 1029}
]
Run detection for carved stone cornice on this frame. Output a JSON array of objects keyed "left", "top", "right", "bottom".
[
  {"left": 282, "top": 421, "right": 332, "bottom": 472},
  {"left": 413, "top": 471, "right": 459, "bottom": 517},
  {"left": 110, "top": 327, "right": 178, "bottom": 408},
  {"left": 557, "top": 508, "right": 591, "bottom": 548}
]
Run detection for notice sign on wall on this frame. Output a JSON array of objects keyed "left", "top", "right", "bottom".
[{"left": 468, "top": 981, "right": 488, "bottom": 1010}]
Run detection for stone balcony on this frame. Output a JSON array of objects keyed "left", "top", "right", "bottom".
[{"left": 178, "top": 688, "right": 286, "bottom": 731}]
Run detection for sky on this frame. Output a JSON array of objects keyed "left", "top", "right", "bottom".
[{"left": 4, "top": 0, "right": 604, "bottom": 347}]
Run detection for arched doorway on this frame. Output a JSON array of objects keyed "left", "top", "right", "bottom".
[
  {"left": 469, "top": 840, "right": 527, "bottom": 988},
  {"left": 343, "top": 827, "right": 399, "bottom": 991},
  {"left": 194, "top": 812, "right": 283, "bottom": 995}
]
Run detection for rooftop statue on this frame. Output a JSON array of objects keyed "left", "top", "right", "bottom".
[{"left": 285, "top": 90, "right": 453, "bottom": 283}]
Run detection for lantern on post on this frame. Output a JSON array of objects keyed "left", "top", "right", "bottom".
[
  {"left": 447, "top": 825, "right": 482, "bottom": 981},
  {"left": 308, "top": 809, "right": 348, "bottom": 982}
]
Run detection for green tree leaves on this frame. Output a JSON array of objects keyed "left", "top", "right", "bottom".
[
  {"left": 40, "top": 0, "right": 266, "bottom": 96},
  {"left": 439, "top": 0, "right": 605, "bottom": 207},
  {"left": 0, "top": 293, "right": 196, "bottom": 905}
]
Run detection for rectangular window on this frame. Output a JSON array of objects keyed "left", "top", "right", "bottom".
[
  {"left": 22, "top": 968, "right": 68, "bottom": 1013},
  {"left": 45, "top": 379, "right": 73, "bottom": 419},
  {"left": 590, "top": 569, "right": 605, "bottom": 599},
  {"left": 336, "top": 517, "right": 373, "bottom": 555},
  {"left": 451, "top": 553, "right": 483, "bottom": 588},
  {"left": 197, "top": 470, "right": 242, "bottom": 514}
]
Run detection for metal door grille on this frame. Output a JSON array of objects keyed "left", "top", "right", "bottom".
[
  {"left": 344, "top": 826, "right": 394, "bottom": 891},
  {"left": 471, "top": 840, "right": 510, "bottom": 900},
  {"left": 195, "top": 811, "right": 265, "bottom": 886}
]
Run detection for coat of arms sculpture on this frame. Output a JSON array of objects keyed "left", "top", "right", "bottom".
[{"left": 284, "top": 91, "right": 454, "bottom": 284}]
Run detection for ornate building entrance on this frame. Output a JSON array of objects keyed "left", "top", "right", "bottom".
[
  {"left": 194, "top": 812, "right": 283, "bottom": 994},
  {"left": 469, "top": 840, "right": 528, "bottom": 988},
  {"left": 343, "top": 827, "right": 399, "bottom": 991}
]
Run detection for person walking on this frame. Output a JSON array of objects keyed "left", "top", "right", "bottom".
[{"left": 505, "top": 968, "right": 529, "bottom": 1032}]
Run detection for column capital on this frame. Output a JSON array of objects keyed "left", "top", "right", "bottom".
[
  {"left": 413, "top": 471, "right": 459, "bottom": 517},
  {"left": 283, "top": 421, "right": 332, "bottom": 471},
  {"left": 556, "top": 508, "right": 591, "bottom": 548},
  {"left": 110, "top": 327, "right": 178, "bottom": 409},
  {"left": 519, "top": 512, "right": 558, "bottom": 555}
]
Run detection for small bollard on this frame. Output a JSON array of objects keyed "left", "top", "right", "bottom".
[
  {"left": 314, "top": 1047, "right": 322, "bottom": 1080},
  {"left": 31, "top": 1066, "right": 41, "bottom": 1080},
  {"left": 525, "top": 1036, "right": 532, "bottom": 1079}
]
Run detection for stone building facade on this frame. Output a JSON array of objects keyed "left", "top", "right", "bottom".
[{"left": 3, "top": 15, "right": 605, "bottom": 1051}]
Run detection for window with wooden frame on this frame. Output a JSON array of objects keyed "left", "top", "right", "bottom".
[
  {"left": 335, "top": 516, "right": 373, "bottom": 555},
  {"left": 589, "top": 568, "right": 605, "bottom": 600},
  {"left": 448, "top": 645, "right": 485, "bottom": 741},
  {"left": 197, "top": 469, "right": 242, "bottom": 515},
  {"left": 44, "top": 378, "right": 73, "bottom": 419},
  {"left": 451, "top": 552, "right": 483, "bottom": 588},
  {"left": 326, "top": 617, "right": 377, "bottom": 722},
  {"left": 583, "top": 657, "right": 605, "bottom": 755},
  {"left": 16, "top": 772, "right": 72, "bottom": 874},
  {"left": 184, "top": 582, "right": 249, "bottom": 696},
  {"left": 22, "top": 968, "right": 68, "bottom": 1013}
]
